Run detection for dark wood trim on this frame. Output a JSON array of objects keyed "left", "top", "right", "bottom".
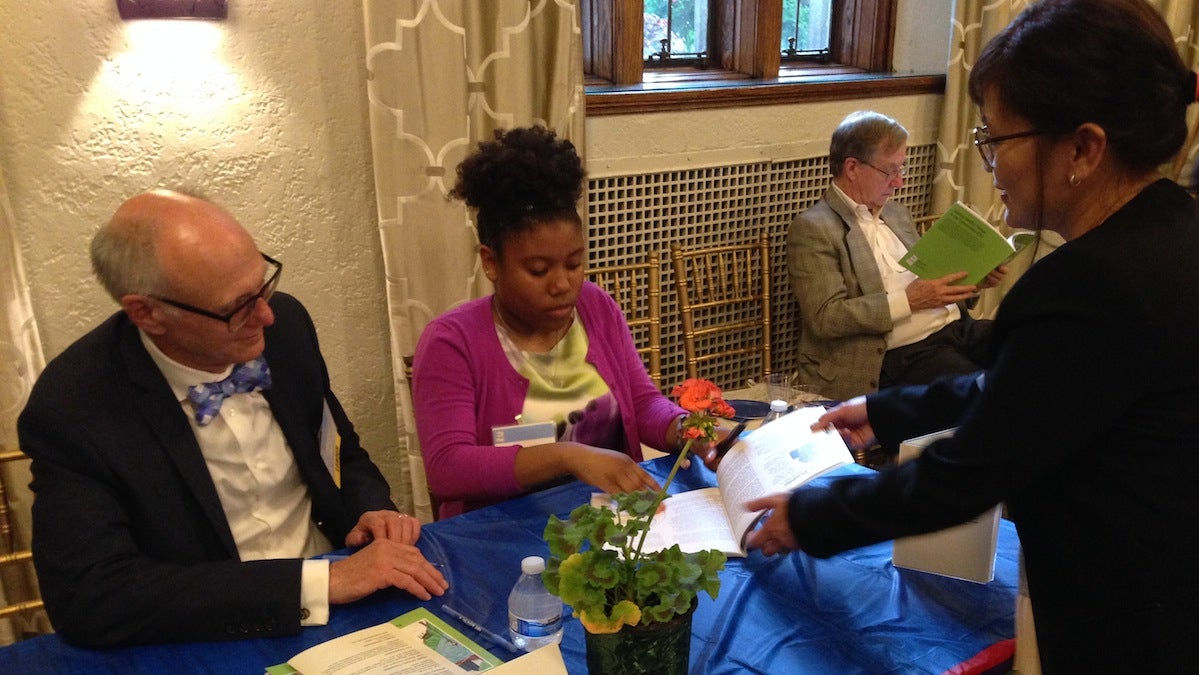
[
  {"left": 834, "top": 0, "right": 897, "bottom": 72},
  {"left": 585, "top": 73, "right": 945, "bottom": 116},
  {"left": 583, "top": 0, "right": 644, "bottom": 85},
  {"left": 712, "top": 0, "right": 782, "bottom": 79},
  {"left": 586, "top": 0, "right": 919, "bottom": 115}
]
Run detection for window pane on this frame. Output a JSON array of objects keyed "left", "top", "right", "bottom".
[
  {"left": 782, "top": 0, "right": 831, "bottom": 57},
  {"left": 645, "top": 0, "right": 708, "bottom": 61}
]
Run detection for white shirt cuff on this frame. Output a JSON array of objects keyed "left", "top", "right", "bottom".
[
  {"left": 300, "top": 559, "right": 330, "bottom": 626},
  {"left": 887, "top": 289, "right": 912, "bottom": 321}
]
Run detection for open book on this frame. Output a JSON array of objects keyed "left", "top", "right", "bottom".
[
  {"left": 266, "top": 608, "right": 566, "bottom": 675},
  {"left": 900, "top": 201, "right": 1035, "bottom": 285},
  {"left": 622, "top": 406, "right": 854, "bottom": 557}
]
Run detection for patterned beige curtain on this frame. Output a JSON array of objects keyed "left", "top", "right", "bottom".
[
  {"left": 0, "top": 167, "right": 49, "bottom": 643},
  {"left": 935, "top": 3, "right": 1199, "bottom": 670},
  {"left": 1159, "top": 0, "right": 1199, "bottom": 184},
  {"left": 933, "top": 0, "right": 1037, "bottom": 320},
  {"left": 361, "top": 0, "right": 585, "bottom": 521},
  {"left": 936, "top": 0, "right": 1199, "bottom": 320}
]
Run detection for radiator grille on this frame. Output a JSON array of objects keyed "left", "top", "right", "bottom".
[{"left": 586, "top": 144, "right": 935, "bottom": 392}]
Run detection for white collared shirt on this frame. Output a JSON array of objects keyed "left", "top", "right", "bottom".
[
  {"left": 832, "top": 185, "right": 959, "bottom": 349},
  {"left": 140, "top": 331, "right": 332, "bottom": 625}
]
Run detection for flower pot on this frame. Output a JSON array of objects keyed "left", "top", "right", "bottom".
[{"left": 583, "top": 607, "right": 694, "bottom": 675}]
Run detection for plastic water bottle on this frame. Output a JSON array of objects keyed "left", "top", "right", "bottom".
[
  {"left": 507, "top": 555, "right": 563, "bottom": 651},
  {"left": 763, "top": 399, "right": 788, "bottom": 424}
]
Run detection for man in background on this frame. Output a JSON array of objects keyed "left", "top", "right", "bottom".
[
  {"left": 788, "top": 111, "right": 1003, "bottom": 402},
  {"left": 18, "top": 189, "right": 447, "bottom": 647}
]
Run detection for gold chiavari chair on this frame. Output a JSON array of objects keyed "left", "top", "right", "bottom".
[
  {"left": 402, "top": 354, "right": 440, "bottom": 521},
  {"left": 587, "top": 252, "right": 663, "bottom": 389},
  {"left": 913, "top": 213, "right": 939, "bottom": 235},
  {"left": 0, "top": 446, "right": 44, "bottom": 636},
  {"left": 670, "top": 233, "right": 772, "bottom": 382}
]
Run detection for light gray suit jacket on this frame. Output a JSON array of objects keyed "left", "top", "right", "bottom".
[{"left": 787, "top": 187, "right": 919, "bottom": 401}]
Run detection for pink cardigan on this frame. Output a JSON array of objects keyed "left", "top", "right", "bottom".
[{"left": 413, "top": 282, "right": 684, "bottom": 518}]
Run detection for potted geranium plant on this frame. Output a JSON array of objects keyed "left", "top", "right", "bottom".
[{"left": 542, "top": 378, "right": 734, "bottom": 675}]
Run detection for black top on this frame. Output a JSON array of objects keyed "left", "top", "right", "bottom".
[
  {"left": 19, "top": 293, "right": 395, "bottom": 647},
  {"left": 787, "top": 179, "right": 1199, "bottom": 673}
]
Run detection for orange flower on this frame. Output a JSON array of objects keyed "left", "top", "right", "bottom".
[
  {"left": 711, "top": 399, "right": 736, "bottom": 419},
  {"left": 671, "top": 378, "right": 728, "bottom": 414},
  {"left": 671, "top": 378, "right": 734, "bottom": 445}
]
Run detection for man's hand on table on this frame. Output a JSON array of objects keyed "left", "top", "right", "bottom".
[
  {"left": 346, "top": 509, "right": 421, "bottom": 547},
  {"left": 329, "top": 539, "right": 449, "bottom": 604}
]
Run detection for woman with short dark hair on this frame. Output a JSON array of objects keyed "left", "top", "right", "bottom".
[{"left": 746, "top": 2, "right": 1199, "bottom": 671}]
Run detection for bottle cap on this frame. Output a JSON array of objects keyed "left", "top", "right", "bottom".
[
  {"left": 521, "top": 555, "right": 546, "bottom": 574},
  {"left": 769, "top": 399, "right": 788, "bottom": 412}
]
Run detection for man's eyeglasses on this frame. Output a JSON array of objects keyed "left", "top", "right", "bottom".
[
  {"left": 972, "top": 125, "right": 1053, "bottom": 170},
  {"left": 853, "top": 158, "right": 907, "bottom": 181},
  {"left": 151, "top": 253, "right": 282, "bottom": 332}
]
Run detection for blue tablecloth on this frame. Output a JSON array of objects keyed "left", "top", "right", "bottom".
[{"left": 0, "top": 457, "right": 1017, "bottom": 674}]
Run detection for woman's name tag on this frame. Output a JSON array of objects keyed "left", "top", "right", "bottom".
[{"left": 492, "top": 421, "right": 556, "bottom": 447}]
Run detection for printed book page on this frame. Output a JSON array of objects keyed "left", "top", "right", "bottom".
[
  {"left": 266, "top": 607, "right": 515, "bottom": 675},
  {"left": 900, "top": 201, "right": 1031, "bottom": 285},
  {"left": 636, "top": 406, "right": 854, "bottom": 557}
]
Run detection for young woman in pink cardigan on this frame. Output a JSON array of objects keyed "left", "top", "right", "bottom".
[{"left": 414, "top": 127, "right": 721, "bottom": 519}]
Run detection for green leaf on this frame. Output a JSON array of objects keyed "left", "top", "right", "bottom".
[{"left": 613, "top": 489, "right": 660, "bottom": 518}]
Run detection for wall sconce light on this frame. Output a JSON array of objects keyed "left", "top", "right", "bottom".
[{"left": 117, "top": 0, "right": 227, "bottom": 20}]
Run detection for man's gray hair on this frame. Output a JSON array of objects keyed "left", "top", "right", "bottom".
[
  {"left": 828, "top": 111, "right": 909, "bottom": 178},
  {"left": 90, "top": 214, "right": 163, "bottom": 302}
]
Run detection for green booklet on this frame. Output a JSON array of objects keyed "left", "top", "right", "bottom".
[
  {"left": 267, "top": 607, "right": 506, "bottom": 675},
  {"left": 899, "top": 201, "right": 1035, "bottom": 285}
]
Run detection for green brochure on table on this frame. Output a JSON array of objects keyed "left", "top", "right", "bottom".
[
  {"left": 266, "top": 607, "right": 505, "bottom": 674},
  {"left": 899, "top": 201, "right": 1034, "bottom": 286}
]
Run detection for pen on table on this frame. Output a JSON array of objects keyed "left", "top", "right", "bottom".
[
  {"left": 714, "top": 421, "right": 747, "bottom": 458},
  {"left": 440, "top": 603, "right": 519, "bottom": 652}
]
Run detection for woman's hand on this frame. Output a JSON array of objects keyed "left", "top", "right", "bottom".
[
  {"left": 813, "top": 396, "right": 877, "bottom": 450},
  {"left": 690, "top": 422, "right": 745, "bottom": 472},
  {"left": 743, "top": 493, "right": 800, "bottom": 556},
  {"left": 567, "top": 446, "right": 662, "bottom": 494}
]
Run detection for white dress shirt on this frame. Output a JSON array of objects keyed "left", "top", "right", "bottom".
[
  {"left": 833, "top": 185, "right": 959, "bottom": 349},
  {"left": 140, "top": 331, "right": 333, "bottom": 625}
]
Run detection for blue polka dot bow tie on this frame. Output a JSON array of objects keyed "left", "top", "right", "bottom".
[{"left": 186, "top": 356, "right": 273, "bottom": 426}]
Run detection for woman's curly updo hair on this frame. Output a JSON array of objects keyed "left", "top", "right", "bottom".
[{"left": 450, "top": 126, "right": 585, "bottom": 257}]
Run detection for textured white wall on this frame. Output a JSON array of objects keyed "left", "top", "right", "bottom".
[{"left": 0, "top": 1, "right": 405, "bottom": 492}]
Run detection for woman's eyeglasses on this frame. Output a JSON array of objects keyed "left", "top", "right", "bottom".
[{"left": 972, "top": 125, "right": 1053, "bottom": 170}]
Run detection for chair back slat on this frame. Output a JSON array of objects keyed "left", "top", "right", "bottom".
[
  {"left": 0, "top": 447, "right": 45, "bottom": 631},
  {"left": 587, "top": 252, "right": 663, "bottom": 388},
  {"left": 670, "top": 233, "right": 772, "bottom": 386}
]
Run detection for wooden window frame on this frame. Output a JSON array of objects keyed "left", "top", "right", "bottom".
[{"left": 582, "top": 0, "right": 943, "bottom": 116}]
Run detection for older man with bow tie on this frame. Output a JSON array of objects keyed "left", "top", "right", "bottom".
[{"left": 18, "top": 189, "right": 446, "bottom": 648}]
